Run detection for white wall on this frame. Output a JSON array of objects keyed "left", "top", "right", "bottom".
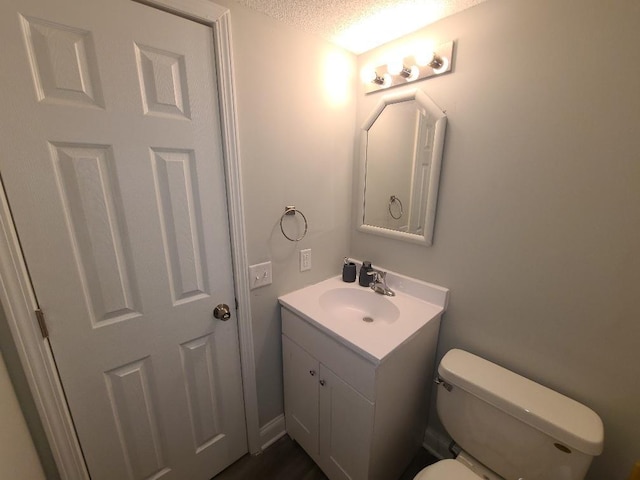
[
  {"left": 214, "top": 0, "right": 357, "bottom": 426},
  {"left": 0, "top": 350, "right": 45, "bottom": 480},
  {"left": 352, "top": 0, "right": 640, "bottom": 478}
]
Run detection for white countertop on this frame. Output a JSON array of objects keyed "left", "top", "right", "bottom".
[{"left": 278, "top": 273, "right": 449, "bottom": 363}]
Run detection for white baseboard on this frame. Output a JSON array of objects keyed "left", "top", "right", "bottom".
[
  {"left": 259, "top": 414, "right": 286, "bottom": 451},
  {"left": 423, "top": 426, "right": 453, "bottom": 460}
]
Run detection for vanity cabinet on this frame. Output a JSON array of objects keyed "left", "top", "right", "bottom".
[
  {"left": 281, "top": 307, "right": 441, "bottom": 480},
  {"left": 283, "top": 335, "right": 374, "bottom": 480}
]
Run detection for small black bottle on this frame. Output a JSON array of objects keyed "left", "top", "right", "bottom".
[{"left": 359, "top": 261, "right": 374, "bottom": 287}]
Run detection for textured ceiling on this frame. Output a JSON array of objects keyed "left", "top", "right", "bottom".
[{"left": 233, "top": 0, "right": 486, "bottom": 54}]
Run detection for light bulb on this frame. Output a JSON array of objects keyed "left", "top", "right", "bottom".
[
  {"left": 415, "top": 51, "right": 435, "bottom": 67},
  {"left": 387, "top": 59, "right": 404, "bottom": 75},
  {"left": 406, "top": 65, "right": 419, "bottom": 82},
  {"left": 381, "top": 73, "right": 392, "bottom": 88},
  {"left": 360, "top": 68, "right": 377, "bottom": 83},
  {"left": 432, "top": 57, "right": 449, "bottom": 74}
]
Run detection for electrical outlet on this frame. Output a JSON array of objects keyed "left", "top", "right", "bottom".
[
  {"left": 300, "top": 249, "right": 311, "bottom": 272},
  {"left": 248, "top": 261, "right": 272, "bottom": 289}
]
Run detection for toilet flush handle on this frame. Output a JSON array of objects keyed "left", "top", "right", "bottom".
[{"left": 434, "top": 376, "right": 452, "bottom": 392}]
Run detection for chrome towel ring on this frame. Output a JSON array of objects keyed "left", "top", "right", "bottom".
[
  {"left": 388, "top": 195, "right": 403, "bottom": 220},
  {"left": 280, "top": 206, "right": 308, "bottom": 241}
]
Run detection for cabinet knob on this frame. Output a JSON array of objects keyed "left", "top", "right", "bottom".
[
  {"left": 309, "top": 370, "right": 316, "bottom": 376},
  {"left": 319, "top": 379, "right": 326, "bottom": 386}
]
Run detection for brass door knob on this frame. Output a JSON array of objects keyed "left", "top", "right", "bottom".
[{"left": 213, "top": 304, "right": 231, "bottom": 321}]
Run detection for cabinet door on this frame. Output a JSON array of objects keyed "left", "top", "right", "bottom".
[
  {"left": 319, "top": 365, "right": 374, "bottom": 480},
  {"left": 282, "top": 335, "right": 320, "bottom": 459}
]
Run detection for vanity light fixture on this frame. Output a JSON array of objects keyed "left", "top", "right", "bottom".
[{"left": 363, "top": 40, "right": 454, "bottom": 94}]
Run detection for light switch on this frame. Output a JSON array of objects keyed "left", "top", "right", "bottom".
[{"left": 249, "top": 261, "right": 272, "bottom": 289}]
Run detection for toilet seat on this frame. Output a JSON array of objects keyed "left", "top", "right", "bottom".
[{"left": 413, "top": 459, "right": 480, "bottom": 480}]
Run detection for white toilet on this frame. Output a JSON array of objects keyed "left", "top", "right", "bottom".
[{"left": 415, "top": 349, "right": 604, "bottom": 480}]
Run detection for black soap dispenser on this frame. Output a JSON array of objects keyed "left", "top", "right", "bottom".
[{"left": 359, "top": 261, "right": 374, "bottom": 287}]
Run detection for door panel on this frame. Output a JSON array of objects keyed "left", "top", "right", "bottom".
[
  {"left": 50, "top": 142, "right": 142, "bottom": 326},
  {"left": 0, "top": 0, "right": 247, "bottom": 478},
  {"left": 105, "top": 357, "right": 168, "bottom": 480},
  {"left": 151, "top": 148, "right": 209, "bottom": 304},
  {"left": 21, "top": 15, "right": 106, "bottom": 108},
  {"left": 180, "top": 334, "right": 224, "bottom": 452}
]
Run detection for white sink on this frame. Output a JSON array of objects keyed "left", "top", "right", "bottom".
[
  {"left": 279, "top": 270, "right": 449, "bottom": 363},
  {"left": 319, "top": 287, "right": 400, "bottom": 324}
]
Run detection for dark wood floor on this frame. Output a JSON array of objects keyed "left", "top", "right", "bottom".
[{"left": 213, "top": 435, "right": 437, "bottom": 480}]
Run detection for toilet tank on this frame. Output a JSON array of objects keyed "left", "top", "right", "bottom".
[{"left": 436, "top": 349, "right": 604, "bottom": 480}]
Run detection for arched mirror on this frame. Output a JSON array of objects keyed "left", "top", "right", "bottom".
[{"left": 357, "top": 89, "right": 447, "bottom": 245}]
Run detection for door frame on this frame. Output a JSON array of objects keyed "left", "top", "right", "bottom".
[{"left": 0, "top": 1, "right": 260, "bottom": 478}]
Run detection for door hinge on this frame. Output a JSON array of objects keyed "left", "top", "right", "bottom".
[{"left": 35, "top": 309, "right": 49, "bottom": 339}]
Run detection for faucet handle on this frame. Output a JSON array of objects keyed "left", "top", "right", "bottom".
[
  {"left": 371, "top": 269, "right": 386, "bottom": 280},
  {"left": 369, "top": 270, "right": 387, "bottom": 289},
  {"left": 369, "top": 270, "right": 379, "bottom": 288}
]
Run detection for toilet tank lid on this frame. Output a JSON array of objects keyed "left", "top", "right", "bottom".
[{"left": 438, "top": 349, "right": 604, "bottom": 456}]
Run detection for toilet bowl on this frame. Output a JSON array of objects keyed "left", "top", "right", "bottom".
[{"left": 414, "top": 349, "right": 604, "bottom": 480}]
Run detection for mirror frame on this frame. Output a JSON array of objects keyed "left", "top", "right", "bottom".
[{"left": 357, "top": 88, "right": 447, "bottom": 246}]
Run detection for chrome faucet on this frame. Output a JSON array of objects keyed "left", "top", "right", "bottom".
[{"left": 369, "top": 270, "right": 395, "bottom": 296}]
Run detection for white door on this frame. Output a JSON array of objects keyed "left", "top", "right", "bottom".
[{"left": 0, "top": 0, "right": 247, "bottom": 479}]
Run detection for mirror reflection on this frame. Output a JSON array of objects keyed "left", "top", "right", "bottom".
[{"left": 359, "top": 89, "right": 447, "bottom": 246}]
